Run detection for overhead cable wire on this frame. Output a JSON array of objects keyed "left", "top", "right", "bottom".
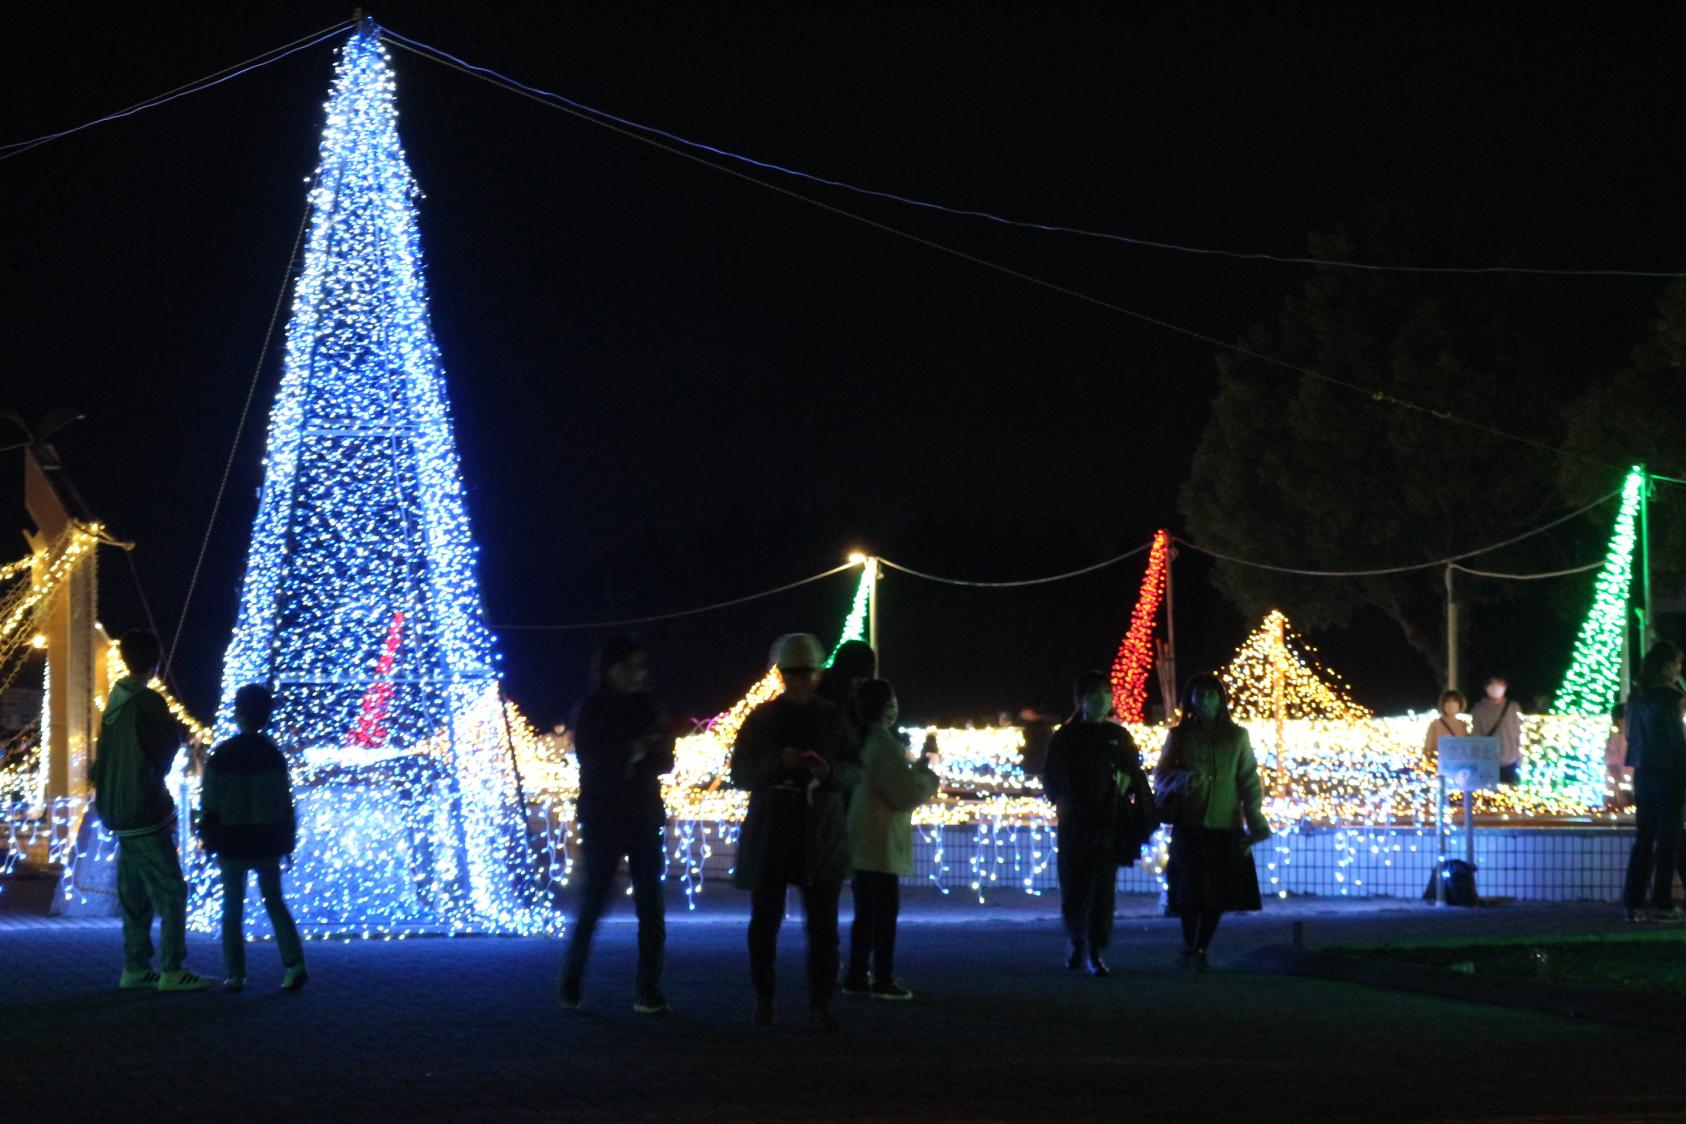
[
  {"left": 380, "top": 27, "right": 1686, "bottom": 280},
  {"left": 493, "top": 561, "right": 860, "bottom": 630},
  {"left": 875, "top": 544, "right": 1152, "bottom": 588},
  {"left": 166, "top": 191, "right": 315, "bottom": 680},
  {"left": 496, "top": 490, "right": 1615, "bottom": 624},
  {"left": 384, "top": 32, "right": 1618, "bottom": 473},
  {"left": 1448, "top": 560, "right": 1604, "bottom": 581},
  {"left": 1173, "top": 485, "right": 1623, "bottom": 578},
  {"left": 0, "top": 18, "right": 354, "bottom": 162},
  {"left": 124, "top": 549, "right": 184, "bottom": 700}
]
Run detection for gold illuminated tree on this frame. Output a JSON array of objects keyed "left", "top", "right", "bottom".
[{"left": 1221, "top": 611, "right": 1370, "bottom": 724}]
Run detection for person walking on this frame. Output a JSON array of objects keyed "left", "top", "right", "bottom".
[
  {"left": 841, "top": 679, "right": 939, "bottom": 1001},
  {"left": 730, "top": 633, "right": 858, "bottom": 1032},
  {"left": 90, "top": 629, "right": 212, "bottom": 991},
  {"left": 1153, "top": 673, "right": 1270, "bottom": 970},
  {"left": 1623, "top": 642, "right": 1686, "bottom": 922},
  {"left": 198, "top": 684, "right": 306, "bottom": 992},
  {"left": 1041, "top": 670, "right": 1141, "bottom": 978},
  {"left": 559, "top": 634, "right": 677, "bottom": 1013}
]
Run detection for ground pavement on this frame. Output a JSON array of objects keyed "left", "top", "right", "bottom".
[{"left": 1, "top": 882, "right": 1678, "bottom": 1122}]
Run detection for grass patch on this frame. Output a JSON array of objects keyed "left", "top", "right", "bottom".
[{"left": 1332, "top": 933, "right": 1686, "bottom": 993}]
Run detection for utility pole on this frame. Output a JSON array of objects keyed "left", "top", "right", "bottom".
[
  {"left": 1270, "top": 613, "right": 1287, "bottom": 794},
  {"left": 1444, "top": 564, "right": 1459, "bottom": 692},
  {"left": 866, "top": 556, "right": 879, "bottom": 669},
  {"left": 1640, "top": 465, "right": 1654, "bottom": 647},
  {"left": 1165, "top": 542, "right": 1178, "bottom": 700}
]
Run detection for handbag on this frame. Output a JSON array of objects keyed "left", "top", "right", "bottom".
[
  {"left": 1109, "top": 765, "right": 1157, "bottom": 861},
  {"left": 1153, "top": 737, "right": 1188, "bottom": 826}
]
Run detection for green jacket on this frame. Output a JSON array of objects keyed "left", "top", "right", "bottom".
[
  {"left": 729, "top": 695, "right": 859, "bottom": 888},
  {"left": 90, "top": 677, "right": 181, "bottom": 836},
  {"left": 848, "top": 726, "right": 940, "bottom": 876},
  {"left": 1153, "top": 722, "right": 1269, "bottom": 837}
]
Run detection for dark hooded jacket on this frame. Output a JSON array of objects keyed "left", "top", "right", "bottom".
[
  {"left": 729, "top": 694, "right": 858, "bottom": 888},
  {"left": 90, "top": 676, "right": 181, "bottom": 836},
  {"left": 199, "top": 731, "right": 297, "bottom": 862}
]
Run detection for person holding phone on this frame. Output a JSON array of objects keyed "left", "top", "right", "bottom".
[
  {"left": 730, "top": 633, "right": 859, "bottom": 1032},
  {"left": 841, "top": 680, "right": 940, "bottom": 1001}
]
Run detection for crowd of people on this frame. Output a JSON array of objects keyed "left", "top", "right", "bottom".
[
  {"left": 87, "top": 625, "right": 1275, "bottom": 1028},
  {"left": 83, "top": 617, "right": 1686, "bottom": 1030},
  {"left": 561, "top": 632, "right": 1271, "bottom": 1030}
]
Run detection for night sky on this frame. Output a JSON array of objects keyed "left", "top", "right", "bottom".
[{"left": 5, "top": 5, "right": 1685, "bottom": 728}]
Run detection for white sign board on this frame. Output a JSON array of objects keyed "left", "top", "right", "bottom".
[{"left": 1438, "top": 736, "right": 1501, "bottom": 792}]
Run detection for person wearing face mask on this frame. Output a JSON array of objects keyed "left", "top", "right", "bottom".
[
  {"left": 1470, "top": 675, "right": 1523, "bottom": 785},
  {"left": 841, "top": 679, "right": 940, "bottom": 1001},
  {"left": 1154, "top": 673, "right": 1270, "bottom": 970},
  {"left": 1423, "top": 690, "right": 1469, "bottom": 772},
  {"left": 1041, "top": 670, "right": 1141, "bottom": 977},
  {"left": 730, "top": 633, "right": 859, "bottom": 1032}
]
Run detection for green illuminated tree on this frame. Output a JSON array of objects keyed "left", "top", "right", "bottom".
[{"left": 1554, "top": 468, "right": 1643, "bottom": 713}]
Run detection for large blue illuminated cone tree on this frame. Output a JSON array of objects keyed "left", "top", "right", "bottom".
[{"left": 204, "top": 25, "right": 551, "bottom": 933}]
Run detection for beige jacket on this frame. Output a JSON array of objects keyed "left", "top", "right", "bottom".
[{"left": 1154, "top": 723, "right": 1269, "bottom": 836}]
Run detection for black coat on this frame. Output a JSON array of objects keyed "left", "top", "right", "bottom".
[
  {"left": 1042, "top": 720, "right": 1140, "bottom": 847},
  {"left": 729, "top": 695, "right": 858, "bottom": 888},
  {"left": 571, "top": 690, "right": 676, "bottom": 832}
]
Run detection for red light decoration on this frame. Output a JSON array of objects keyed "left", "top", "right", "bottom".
[
  {"left": 348, "top": 611, "right": 406, "bottom": 750},
  {"left": 1111, "top": 530, "right": 1169, "bottom": 723}
]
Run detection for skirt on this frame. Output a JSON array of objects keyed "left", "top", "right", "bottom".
[{"left": 1167, "top": 825, "right": 1262, "bottom": 914}]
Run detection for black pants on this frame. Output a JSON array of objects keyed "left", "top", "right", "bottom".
[
  {"left": 1056, "top": 834, "right": 1117, "bottom": 950},
  {"left": 847, "top": 870, "right": 900, "bottom": 983},
  {"left": 1626, "top": 771, "right": 1686, "bottom": 910},
  {"left": 562, "top": 819, "right": 666, "bottom": 992},
  {"left": 749, "top": 879, "right": 841, "bottom": 1005}
]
